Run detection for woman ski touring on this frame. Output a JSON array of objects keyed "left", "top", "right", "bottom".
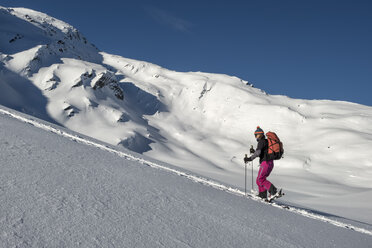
[{"left": 244, "top": 126, "right": 283, "bottom": 202}]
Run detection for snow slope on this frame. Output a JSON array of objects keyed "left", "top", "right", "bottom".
[
  {"left": 0, "top": 106, "right": 372, "bottom": 247},
  {"left": 1, "top": 6, "right": 372, "bottom": 225}
]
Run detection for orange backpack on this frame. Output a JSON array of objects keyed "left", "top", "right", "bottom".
[{"left": 266, "top": 132, "right": 284, "bottom": 160}]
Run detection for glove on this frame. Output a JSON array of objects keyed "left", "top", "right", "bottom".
[
  {"left": 250, "top": 147, "right": 255, "bottom": 154},
  {"left": 244, "top": 156, "right": 252, "bottom": 163}
]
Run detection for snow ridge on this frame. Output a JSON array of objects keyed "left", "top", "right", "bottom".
[{"left": 1, "top": 106, "right": 371, "bottom": 236}]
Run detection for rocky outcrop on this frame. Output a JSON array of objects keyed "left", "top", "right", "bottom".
[{"left": 91, "top": 72, "right": 124, "bottom": 100}]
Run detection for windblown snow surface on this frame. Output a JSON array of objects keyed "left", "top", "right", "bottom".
[
  {"left": 1, "top": 5, "right": 372, "bottom": 237},
  {"left": 1, "top": 106, "right": 372, "bottom": 247}
]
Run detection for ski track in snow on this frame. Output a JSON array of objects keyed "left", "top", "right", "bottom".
[{"left": 1, "top": 106, "right": 371, "bottom": 237}]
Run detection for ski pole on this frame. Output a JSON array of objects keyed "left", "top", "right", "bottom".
[
  {"left": 251, "top": 160, "right": 254, "bottom": 191},
  {"left": 250, "top": 145, "right": 254, "bottom": 192},
  {"left": 244, "top": 154, "right": 248, "bottom": 196}
]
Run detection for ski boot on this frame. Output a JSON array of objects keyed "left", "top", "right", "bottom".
[
  {"left": 257, "top": 191, "right": 269, "bottom": 202},
  {"left": 268, "top": 185, "right": 283, "bottom": 202}
]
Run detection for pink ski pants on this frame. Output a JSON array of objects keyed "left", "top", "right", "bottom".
[{"left": 256, "top": 160, "right": 274, "bottom": 193}]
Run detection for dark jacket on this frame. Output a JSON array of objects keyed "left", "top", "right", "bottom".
[{"left": 250, "top": 136, "right": 268, "bottom": 164}]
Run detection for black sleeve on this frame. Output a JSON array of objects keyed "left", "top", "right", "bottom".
[{"left": 250, "top": 139, "right": 265, "bottom": 160}]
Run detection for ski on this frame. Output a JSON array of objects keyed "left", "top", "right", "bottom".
[
  {"left": 268, "top": 189, "right": 284, "bottom": 203},
  {"left": 245, "top": 189, "right": 288, "bottom": 209}
]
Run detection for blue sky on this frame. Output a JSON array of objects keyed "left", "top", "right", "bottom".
[{"left": 3, "top": 0, "right": 372, "bottom": 106}]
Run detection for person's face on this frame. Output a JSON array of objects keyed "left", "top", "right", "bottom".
[{"left": 255, "top": 133, "right": 262, "bottom": 139}]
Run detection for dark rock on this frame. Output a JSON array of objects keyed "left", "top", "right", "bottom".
[{"left": 92, "top": 73, "right": 124, "bottom": 100}]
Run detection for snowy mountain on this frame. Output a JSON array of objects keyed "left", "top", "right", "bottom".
[
  {"left": 1, "top": 106, "right": 372, "bottom": 247},
  {"left": 1, "top": 5, "right": 372, "bottom": 226}
]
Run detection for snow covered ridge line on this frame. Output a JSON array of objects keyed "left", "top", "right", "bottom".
[{"left": 1, "top": 107, "right": 371, "bottom": 236}]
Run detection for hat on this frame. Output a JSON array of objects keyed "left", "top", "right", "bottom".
[{"left": 254, "top": 126, "right": 264, "bottom": 136}]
